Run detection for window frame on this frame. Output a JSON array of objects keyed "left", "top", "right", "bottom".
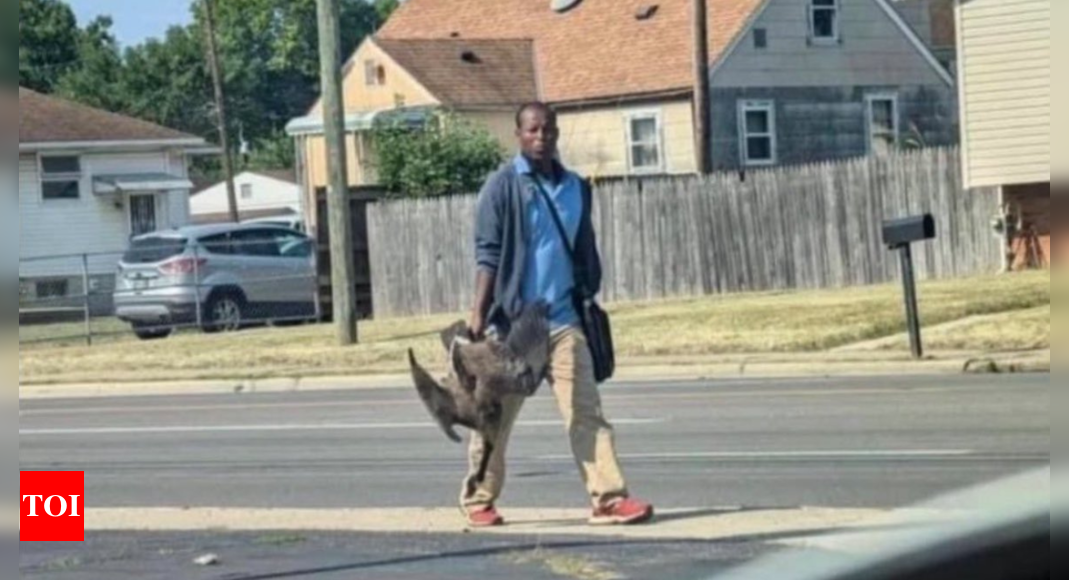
[
  {"left": 364, "top": 60, "right": 386, "bottom": 87},
  {"left": 364, "top": 60, "right": 379, "bottom": 86},
  {"left": 866, "top": 93, "right": 900, "bottom": 155},
  {"left": 809, "top": 0, "right": 841, "bottom": 45},
  {"left": 38, "top": 155, "right": 83, "bottom": 202},
  {"left": 624, "top": 110, "right": 666, "bottom": 175},
  {"left": 738, "top": 100, "right": 777, "bottom": 167}
]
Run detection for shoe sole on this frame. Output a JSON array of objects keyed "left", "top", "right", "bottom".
[
  {"left": 460, "top": 505, "right": 505, "bottom": 528},
  {"left": 588, "top": 507, "right": 655, "bottom": 526},
  {"left": 467, "top": 519, "right": 505, "bottom": 528}
]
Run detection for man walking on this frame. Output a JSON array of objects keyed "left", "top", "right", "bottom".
[{"left": 462, "top": 101, "right": 654, "bottom": 527}]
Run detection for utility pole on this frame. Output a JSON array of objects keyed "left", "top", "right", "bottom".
[
  {"left": 693, "top": 0, "right": 712, "bottom": 174},
  {"left": 316, "top": 0, "right": 358, "bottom": 345},
  {"left": 203, "top": 0, "right": 239, "bottom": 223}
]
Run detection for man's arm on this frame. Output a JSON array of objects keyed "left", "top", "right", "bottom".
[
  {"left": 469, "top": 270, "right": 495, "bottom": 338},
  {"left": 471, "top": 172, "right": 504, "bottom": 337},
  {"left": 577, "top": 179, "right": 603, "bottom": 295}
]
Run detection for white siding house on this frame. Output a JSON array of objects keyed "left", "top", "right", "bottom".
[
  {"left": 955, "top": 0, "right": 1050, "bottom": 268},
  {"left": 18, "top": 88, "right": 211, "bottom": 311},
  {"left": 956, "top": 0, "right": 1049, "bottom": 189},
  {"left": 190, "top": 170, "right": 301, "bottom": 224},
  {"left": 708, "top": 0, "right": 958, "bottom": 171}
]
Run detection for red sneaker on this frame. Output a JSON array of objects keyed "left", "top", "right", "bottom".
[
  {"left": 465, "top": 505, "right": 505, "bottom": 528},
  {"left": 589, "top": 498, "right": 654, "bottom": 526}
]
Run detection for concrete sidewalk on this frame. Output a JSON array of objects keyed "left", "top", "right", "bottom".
[
  {"left": 82, "top": 506, "right": 892, "bottom": 542},
  {"left": 17, "top": 349, "right": 1049, "bottom": 400}
]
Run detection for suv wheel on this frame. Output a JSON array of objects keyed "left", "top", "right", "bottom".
[
  {"left": 203, "top": 292, "right": 244, "bottom": 333},
  {"left": 132, "top": 323, "right": 173, "bottom": 341}
]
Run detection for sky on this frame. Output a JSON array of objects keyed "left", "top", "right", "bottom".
[{"left": 67, "top": 0, "right": 194, "bottom": 48}]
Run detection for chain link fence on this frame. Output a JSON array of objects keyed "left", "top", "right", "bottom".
[{"left": 19, "top": 236, "right": 323, "bottom": 347}]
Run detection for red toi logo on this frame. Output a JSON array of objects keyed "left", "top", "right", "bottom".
[{"left": 20, "top": 472, "right": 85, "bottom": 542}]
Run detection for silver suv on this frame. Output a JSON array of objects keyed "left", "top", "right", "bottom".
[{"left": 113, "top": 223, "right": 317, "bottom": 340}]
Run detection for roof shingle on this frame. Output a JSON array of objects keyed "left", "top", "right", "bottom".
[
  {"left": 19, "top": 87, "right": 203, "bottom": 145},
  {"left": 375, "top": 38, "right": 538, "bottom": 107},
  {"left": 378, "top": 0, "right": 766, "bottom": 104}
]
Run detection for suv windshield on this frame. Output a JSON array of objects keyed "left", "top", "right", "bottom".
[{"left": 122, "top": 236, "right": 188, "bottom": 264}]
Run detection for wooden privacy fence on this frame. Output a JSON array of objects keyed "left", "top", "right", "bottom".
[{"left": 368, "top": 147, "right": 1002, "bottom": 318}]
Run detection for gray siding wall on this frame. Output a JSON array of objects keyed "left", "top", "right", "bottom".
[
  {"left": 710, "top": 84, "right": 958, "bottom": 172},
  {"left": 714, "top": 0, "right": 951, "bottom": 89}
]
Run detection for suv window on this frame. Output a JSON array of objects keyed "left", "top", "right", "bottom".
[
  {"left": 123, "top": 236, "right": 187, "bottom": 264},
  {"left": 231, "top": 229, "right": 283, "bottom": 258},
  {"left": 198, "top": 233, "right": 234, "bottom": 255},
  {"left": 277, "top": 231, "right": 313, "bottom": 259}
]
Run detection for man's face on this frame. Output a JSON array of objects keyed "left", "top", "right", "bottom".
[{"left": 516, "top": 108, "right": 559, "bottom": 163}]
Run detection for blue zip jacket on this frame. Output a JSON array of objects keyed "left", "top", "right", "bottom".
[{"left": 474, "top": 159, "right": 603, "bottom": 334}]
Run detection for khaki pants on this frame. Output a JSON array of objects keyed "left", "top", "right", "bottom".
[{"left": 460, "top": 327, "right": 629, "bottom": 510}]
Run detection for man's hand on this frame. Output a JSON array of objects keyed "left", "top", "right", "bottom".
[{"left": 469, "top": 312, "right": 487, "bottom": 340}]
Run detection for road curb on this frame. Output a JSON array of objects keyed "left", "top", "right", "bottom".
[
  {"left": 19, "top": 352, "right": 1048, "bottom": 400},
  {"left": 82, "top": 506, "right": 891, "bottom": 541}
]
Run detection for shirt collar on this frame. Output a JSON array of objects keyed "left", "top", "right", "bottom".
[{"left": 513, "top": 154, "right": 566, "bottom": 183}]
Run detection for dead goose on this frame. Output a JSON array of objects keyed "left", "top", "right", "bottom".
[{"left": 408, "top": 301, "right": 550, "bottom": 484}]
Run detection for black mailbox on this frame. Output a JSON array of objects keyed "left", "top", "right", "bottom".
[
  {"left": 882, "top": 214, "right": 936, "bottom": 248},
  {"left": 881, "top": 213, "right": 936, "bottom": 360}
]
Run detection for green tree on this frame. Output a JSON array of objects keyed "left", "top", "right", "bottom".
[
  {"left": 54, "top": 16, "right": 126, "bottom": 111},
  {"left": 194, "top": 0, "right": 380, "bottom": 154},
  {"left": 243, "top": 129, "right": 296, "bottom": 170},
  {"left": 372, "top": 112, "right": 504, "bottom": 198},
  {"left": 19, "top": 0, "right": 79, "bottom": 92},
  {"left": 120, "top": 25, "right": 214, "bottom": 138},
  {"left": 373, "top": 0, "right": 400, "bottom": 25}
]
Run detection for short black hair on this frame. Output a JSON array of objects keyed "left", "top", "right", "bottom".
[{"left": 515, "top": 101, "right": 556, "bottom": 128}]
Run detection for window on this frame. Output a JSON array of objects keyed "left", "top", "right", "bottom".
[
  {"left": 199, "top": 233, "right": 234, "bottom": 256},
  {"left": 123, "top": 236, "right": 188, "bottom": 264},
  {"left": 35, "top": 279, "right": 69, "bottom": 300},
  {"left": 810, "top": 0, "right": 839, "bottom": 43},
  {"left": 364, "top": 60, "right": 385, "bottom": 86},
  {"left": 867, "top": 94, "right": 899, "bottom": 156},
  {"left": 240, "top": 184, "right": 253, "bottom": 199},
  {"left": 738, "top": 100, "right": 776, "bottom": 166},
  {"left": 277, "top": 232, "right": 313, "bottom": 259},
  {"left": 626, "top": 113, "right": 664, "bottom": 173},
  {"left": 754, "top": 28, "right": 768, "bottom": 49},
  {"left": 231, "top": 229, "right": 282, "bottom": 258},
  {"left": 40, "top": 156, "right": 81, "bottom": 200}
]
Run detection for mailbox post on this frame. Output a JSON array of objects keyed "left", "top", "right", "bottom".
[{"left": 882, "top": 215, "right": 936, "bottom": 360}]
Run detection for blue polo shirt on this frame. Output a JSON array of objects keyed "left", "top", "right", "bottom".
[{"left": 513, "top": 155, "right": 582, "bottom": 329}]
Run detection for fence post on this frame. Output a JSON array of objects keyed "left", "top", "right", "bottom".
[
  {"left": 193, "top": 244, "right": 203, "bottom": 331},
  {"left": 81, "top": 253, "right": 92, "bottom": 347}
]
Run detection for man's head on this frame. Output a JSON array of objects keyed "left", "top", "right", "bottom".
[{"left": 515, "top": 102, "right": 559, "bottom": 164}]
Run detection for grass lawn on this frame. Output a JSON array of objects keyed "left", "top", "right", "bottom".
[
  {"left": 869, "top": 305, "right": 1050, "bottom": 353},
  {"left": 18, "top": 270, "right": 1050, "bottom": 385}
]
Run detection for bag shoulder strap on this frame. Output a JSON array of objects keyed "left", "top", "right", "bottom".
[
  {"left": 531, "top": 177, "right": 575, "bottom": 259},
  {"left": 530, "top": 177, "right": 589, "bottom": 295}
]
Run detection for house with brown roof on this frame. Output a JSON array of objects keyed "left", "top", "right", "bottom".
[
  {"left": 18, "top": 88, "right": 211, "bottom": 309},
  {"left": 289, "top": 0, "right": 958, "bottom": 198},
  {"left": 285, "top": 36, "right": 538, "bottom": 224},
  {"left": 190, "top": 170, "right": 302, "bottom": 226}
]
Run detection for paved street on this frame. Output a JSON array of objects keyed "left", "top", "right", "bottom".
[
  {"left": 19, "top": 374, "right": 1050, "bottom": 510},
  {"left": 18, "top": 373, "right": 1050, "bottom": 579}
]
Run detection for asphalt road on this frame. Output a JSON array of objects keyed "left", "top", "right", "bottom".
[
  {"left": 19, "top": 531, "right": 775, "bottom": 580},
  {"left": 19, "top": 374, "right": 1050, "bottom": 511}
]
